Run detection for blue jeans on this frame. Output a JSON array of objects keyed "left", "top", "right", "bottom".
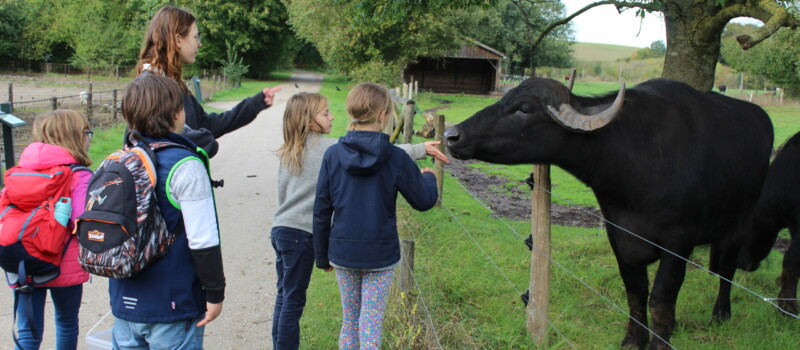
[
  {"left": 111, "top": 317, "right": 205, "bottom": 350},
  {"left": 270, "top": 226, "right": 315, "bottom": 350},
  {"left": 14, "top": 284, "right": 83, "bottom": 350}
]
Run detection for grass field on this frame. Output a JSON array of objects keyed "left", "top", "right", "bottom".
[{"left": 572, "top": 42, "right": 640, "bottom": 62}]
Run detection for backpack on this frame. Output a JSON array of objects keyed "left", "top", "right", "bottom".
[
  {"left": 76, "top": 132, "right": 201, "bottom": 278},
  {"left": 0, "top": 163, "right": 90, "bottom": 290}
]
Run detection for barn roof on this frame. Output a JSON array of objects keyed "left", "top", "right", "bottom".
[{"left": 445, "top": 38, "right": 506, "bottom": 60}]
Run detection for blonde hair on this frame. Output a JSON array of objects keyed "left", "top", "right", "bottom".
[
  {"left": 278, "top": 93, "right": 328, "bottom": 175},
  {"left": 345, "top": 82, "right": 394, "bottom": 131},
  {"left": 32, "top": 110, "right": 92, "bottom": 166},
  {"left": 136, "top": 5, "right": 196, "bottom": 92}
]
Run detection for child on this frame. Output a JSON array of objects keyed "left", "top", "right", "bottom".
[
  {"left": 271, "top": 92, "right": 447, "bottom": 350},
  {"left": 10, "top": 110, "right": 93, "bottom": 350},
  {"left": 136, "top": 5, "right": 280, "bottom": 157},
  {"left": 313, "top": 83, "right": 439, "bottom": 349},
  {"left": 110, "top": 74, "right": 225, "bottom": 349}
]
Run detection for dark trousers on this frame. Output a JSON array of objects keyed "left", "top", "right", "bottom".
[
  {"left": 14, "top": 284, "right": 83, "bottom": 350},
  {"left": 271, "top": 226, "right": 315, "bottom": 350}
]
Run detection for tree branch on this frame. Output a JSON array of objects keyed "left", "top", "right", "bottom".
[
  {"left": 529, "top": 1, "right": 660, "bottom": 56},
  {"left": 714, "top": 0, "right": 800, "bottom": 50}
]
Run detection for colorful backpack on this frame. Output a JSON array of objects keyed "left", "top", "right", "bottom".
[
  {"left": 0, "top": 163, "right": 89, "bottom": 290},
  {"left": 76, "top": 133, "right": 192, "bottom": 278}
]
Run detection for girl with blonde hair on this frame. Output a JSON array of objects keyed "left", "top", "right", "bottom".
[
  {"left": 136, "top": 5, "right": 280, "bottom": 158},
  {"left": 9, "top": 110, "right": 93, "bottom": 350},
  {"left": 313, "top": 82, "right": 441, "bottom": 349},
  {"left": 271, "top": 91, "right": 447, "bottom": 349}
]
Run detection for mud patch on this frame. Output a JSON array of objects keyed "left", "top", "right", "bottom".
[{"left": 446, "top": 159, "right": 603, "bottom": 227}]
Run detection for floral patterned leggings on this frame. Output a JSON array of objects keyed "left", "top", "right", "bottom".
[{"left": 335, "top": 267, "right": 394, "bottom": 350}]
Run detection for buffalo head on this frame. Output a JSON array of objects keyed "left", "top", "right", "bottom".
[{"left": 444, "top": 78, "right": 624, "bottom": 164}]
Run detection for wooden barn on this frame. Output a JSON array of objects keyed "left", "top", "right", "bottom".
[{"left": 404, "top": 39, "right": 505, "bottom": 95}]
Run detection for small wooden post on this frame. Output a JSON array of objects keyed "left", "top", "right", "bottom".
[
  {"left": 112, "top": 89, "right": 118, "bottom": 120},
  {"left": 402, "top": 100, "right": 415, "bottom": 144},
  {"left": 398, "top": 240, "right": 415, "bottom": 293},
  {"left": 115, "top": 66, "right": 120, "bottom": 81},
  {"left": 434, "top": 114, "right": 445, "bottom": 207},
  {"left": 527, "top": 68, "right": 575, "bottom": 344},
  {"left": 87, "top": 83, "right": 93, "bottom": 119},
  {"left": 51, "top": 97, "right": 58, "bottom": 111},
  {"left": 8, "top": 83, "right": 12, "bottom": 104}
]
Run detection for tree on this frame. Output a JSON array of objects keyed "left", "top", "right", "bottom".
[
  {"left": 285, "top": 0, "right": 492, "bottom": 84},
  {"left": 534, "top": 0, "right": 800, "bottom": 91},
  {"left": 635, "top": 39, "right": 666, "bottom": 59},
  {"left": 464, "top": 0, "right": 573, "bottom": 75},
  {"left": 0, "top": 1, "right": 26, "bottom": 63},
  {"left": 721, "top": 22, "right": 800, "bottom": 95},
  {"left": 179, "top": 0, "right": 294, "bottom": 78}
]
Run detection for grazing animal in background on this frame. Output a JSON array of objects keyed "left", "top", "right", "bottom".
[
  {"left": 738, "top": 131, "right": 800, "bottom": 316},
  {"left": 444, "top": 78, "right": 773, "bottom": 349},
  {"left": 79, "top": 91, "right": 90, "bottom": 105},
  {"left": 718, "top": 85, "right": 727, "bottom": 93}
]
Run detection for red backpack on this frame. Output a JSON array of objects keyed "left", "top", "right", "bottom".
[{"left": 0, "top": 164, "right": 89, "bottom": 290}]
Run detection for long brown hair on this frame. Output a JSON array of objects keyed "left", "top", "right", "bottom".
[
  {"left": 277, "top": 93, "right": 328, "bottom": 175},
  {"left": 345, "top": 82, "right": 394, "bottom": 131},
  {"left": 136, "top": 5, "right": 195, "bottom": 92},
  {"left": 33, "top": 110, "right": 92, "bottom": 166}
]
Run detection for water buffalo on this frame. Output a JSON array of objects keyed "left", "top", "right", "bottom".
[
  {"left": 444, "top": 78, "right": 773, "bottom": 349},
  {"left": 739, "top": 131, "right": 800, "bottom": 316}
]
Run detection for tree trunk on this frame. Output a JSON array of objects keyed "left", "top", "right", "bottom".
[{"left": 662, "top": 3, "right": 724, "bottom": 92}]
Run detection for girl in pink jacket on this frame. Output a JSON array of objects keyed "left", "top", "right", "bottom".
[{"left": 10, "top": 110, "right": 93, "bottom": 350}]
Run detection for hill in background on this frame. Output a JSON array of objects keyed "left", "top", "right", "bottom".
[{"left": 572, "top": 42, "right": 640, "bottom": 61}]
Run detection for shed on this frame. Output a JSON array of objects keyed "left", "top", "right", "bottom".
[{"left": 404, "top": 39, "right": 505, "bottom": 95}]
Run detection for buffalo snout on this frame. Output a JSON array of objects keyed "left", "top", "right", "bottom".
[{"left": 443, "top": 127, "right": 460, "bottom": 148}]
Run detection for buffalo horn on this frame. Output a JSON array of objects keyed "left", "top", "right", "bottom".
[{"left": 546, "top": 83, "right": 626, "bottom": 132}]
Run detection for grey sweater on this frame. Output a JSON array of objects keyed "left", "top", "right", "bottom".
[{"left": 273, "top": 133, "right": 427, "bottom": 233}]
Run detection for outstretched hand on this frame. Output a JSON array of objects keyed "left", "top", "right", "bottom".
[
  {"left": 420, "top": 167, "right": 434, "bottom": 174},
  {"left": 423, "top": 141, "right": 449, "bottom": 163},
  {"left": 263, "top": 87, "right": 281, "bottom": 106}
]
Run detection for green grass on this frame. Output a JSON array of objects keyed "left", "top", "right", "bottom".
[{"left": 572, "top": 42, "right": 640, "bottom": 62}]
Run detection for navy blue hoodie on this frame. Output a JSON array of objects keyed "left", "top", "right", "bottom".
[{"left": 313, "top": 131, "right": 438, "bottom": 270}]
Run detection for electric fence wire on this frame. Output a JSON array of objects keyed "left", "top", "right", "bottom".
[
  {"left": 399, "top": 255, "right": 444, "bottom": 350},
  {"left": 493, "top": 166, "right": 800, "bottom": 320},
  {"left": 438, "top": 199, "right": 578, "bottom": 349},
  {"left": 435, "top": 161, "right": 675, "bottom": 349}
]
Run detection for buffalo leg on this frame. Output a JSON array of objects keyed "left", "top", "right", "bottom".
[
  {"left": 711, "top": 240, "right": 738, "bottom": 321},
  {"left": 648, "top": 253, "right": 690, "bottom": 350},
  {"left": 778, "top": 234, "right": 799, "bottom": 315},
  {"left": 617, "top": 261, "right": 650, "bottom": 350}
]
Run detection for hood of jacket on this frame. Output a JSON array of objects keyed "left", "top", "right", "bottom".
[
  {"left": 18, "top": 142, "right": 79, "bottom": 170},
  {"left": 335, "top": 131, "right": 392, "bottom": 176}
]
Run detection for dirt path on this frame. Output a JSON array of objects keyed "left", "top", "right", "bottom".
[{"left": 0, "top": 71, "right": 322, "bottom": 350}]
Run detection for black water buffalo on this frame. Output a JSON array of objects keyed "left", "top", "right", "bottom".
[
  {"left": 444, "top": 78, "right": 773, "bottom": 349},
  {"left": 739, "top": 132, "right": 800, "bottom": 316}
]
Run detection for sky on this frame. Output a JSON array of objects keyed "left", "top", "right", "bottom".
[
  {"left": 564, "top": 1, "right": 666, "bottom": 48},
  {"left": 564, "top": 1, "right": 765, "bottom": 48}
]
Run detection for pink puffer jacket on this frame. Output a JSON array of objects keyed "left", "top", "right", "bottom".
[{"left": 15, "top": 142, "right": 91, "bottom": 287}]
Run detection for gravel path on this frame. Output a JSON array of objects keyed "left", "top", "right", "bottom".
[{"left": 0, "top": 71, "right": 323, "bottom": 350}]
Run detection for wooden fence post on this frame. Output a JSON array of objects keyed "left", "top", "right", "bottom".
[
  {"left": 112, "top": 89, "right": 118, "bottom": 120},
  {"left": 402, "top": 100, "right": 415, "bottom": 144},
  {"left": 527, "top": 68, "right": 575, "bottom": 345},
  {"left": 51, "top": 97, "right": 58, "bottom": 111},
  {"left": 8, "top": 83, "right": 12, "bottom": 104},
  {"left": 434, "top": 114, "right": 445, "bottom": 207},
  {"left": 399, "top": 240, "right": 415, "bottom": 293},
  {"left": 87, "top": 83, "right": 93, "bottom": 119}
]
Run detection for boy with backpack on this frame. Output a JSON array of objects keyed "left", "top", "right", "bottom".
[{"left": 95, "top": 74, "right": 225, "bottom": 349}]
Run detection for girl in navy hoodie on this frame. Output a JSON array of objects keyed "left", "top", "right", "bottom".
[{"left": 313, "top": 83, "right": 438, "bottom": 349}]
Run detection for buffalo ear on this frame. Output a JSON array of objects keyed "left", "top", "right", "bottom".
[{"left": 546, "top": 83, "right": 626, "bottom": 132}]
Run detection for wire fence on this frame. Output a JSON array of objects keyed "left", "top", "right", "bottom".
[{"left": 0, "top": 77, "right": 225, "bottom": 168}]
